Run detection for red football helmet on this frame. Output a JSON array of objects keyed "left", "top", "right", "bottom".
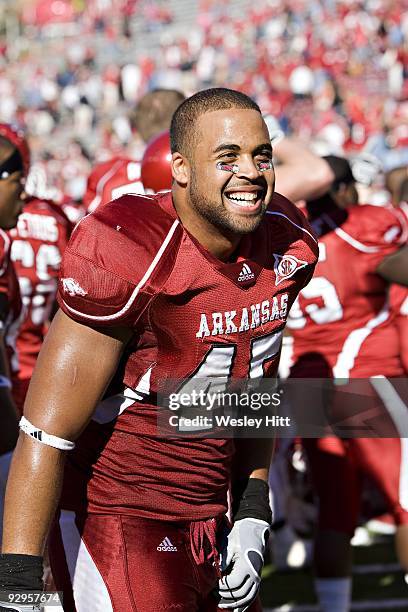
[
  {"left": 141, "top": 130, "right": 172, "bottom": 193},
  {"left": 0, "top": 123, "right": 30, "bottom": 176}
]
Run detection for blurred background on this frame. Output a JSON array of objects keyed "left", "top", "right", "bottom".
[{"left": 0, "top": 0, "right": 406, "bottom": 202}]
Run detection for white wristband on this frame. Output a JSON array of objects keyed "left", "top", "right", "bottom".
[
  {"left": 0, "top": 375, "right": 11, "bottom": 388},
  {"left": 19, "top": 416, "right": 76, "bottom": 451}
]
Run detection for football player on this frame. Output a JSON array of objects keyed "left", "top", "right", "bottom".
[
  {"left": 9, "top": 196, "right": 72, "bottom": 413},
  {"left": 0, "top": 88, "right": 318, "bottom": 612},
  {"left": 83, "top": 88, "right": 186, "bottom": 212},
  {"left": 389, "top": 177, "right": 408, "bottom": 375},
  {"left": 0, "top": 124, "right": 29, "bottom": 539},
  {"left": 287, "top": 155, "right": 408, "bottom": 612}
]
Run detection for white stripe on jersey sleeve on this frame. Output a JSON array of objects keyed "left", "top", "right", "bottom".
[{"left": 62, "top": 219, "right": 179, "bottom": 322}]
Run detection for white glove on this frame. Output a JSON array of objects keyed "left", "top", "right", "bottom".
[
  {"left": 350, "top": 153, "right": 382, "bottom": 186},
  {"left": 263, "top": 114, "right": 285, "bottom": 145},
  {"left": 218, "top": 518, "right": 270, "bottom": 611}
]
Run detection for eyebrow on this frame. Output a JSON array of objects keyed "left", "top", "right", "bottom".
[
  {"left": 213, "top": 143, "right": 241, "bottom": 154},
  {"left": 212, "top": 142, "right": 273, "bottom": 154}
]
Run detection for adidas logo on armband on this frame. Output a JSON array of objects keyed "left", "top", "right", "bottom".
[{"left": 157, "top": 537, "right": 178, "bottom": 552}]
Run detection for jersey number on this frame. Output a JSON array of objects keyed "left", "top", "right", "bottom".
[
  {"left": 11, "top": 240, "right": 61, "bottom": 325},
  {"left": 174, "top": 330, "right": 283, "bottom": 431}
]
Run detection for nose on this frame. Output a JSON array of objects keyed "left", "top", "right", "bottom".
[{"left": 235, "top": 155, "right": 260, "bottom": 180}]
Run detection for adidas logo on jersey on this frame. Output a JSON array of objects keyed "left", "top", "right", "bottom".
[
  {"left": 61, "top": 277, "right": 88, "bottom": 297},
  {"left": 273, "top": 254, "right": 308, "bottom": 286},
  {"left": 238, "top": 263, "right": 255, "bottom": 282},
  {"left": 157, "top": 537, "right": 178, "bottom": 552}
]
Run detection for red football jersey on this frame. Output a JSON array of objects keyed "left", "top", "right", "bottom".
[
  {"left": 83, "top": 157, "right": 145, "bottom": 213},
  {"left": 0, "top": 229, "right": 23, "bottom": 373},
  {"left": 288, "top": 205, "right": 407, "bottom": 377},
  {"left": 57, "top": 191, "right": 318, "bottom": 520},
  {"left": 390, "top": 283, "right": 408, "bottom": 374},
  {"left": 9, "top": 198, "right": 72, "bottom": 380}
]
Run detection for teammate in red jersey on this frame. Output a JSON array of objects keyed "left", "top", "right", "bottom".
[
  {"left": 83, "top": 88, "right": 186, "bottom": 212},
  {"left": 287, "top": 156, "right": 408, "bottom": 612},
  {"left": 389, "top": 181, "right": 408, "bottom": 374},
  {"left": 1, "top": 88, "right": 318, "bottom": 612},
  {"left": 0, "top": 125, "right": 29, "bottom": 544},
  {"left": 0, "top": 125, "right": 28, "bottom": 454},
  {"left": 9, "top": 197, "right": 71, "bottom": 413}
]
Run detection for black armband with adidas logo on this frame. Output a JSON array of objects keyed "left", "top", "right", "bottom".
[
  {"left": 0, "top": 554, "right": 43, "bottom": 591},
  {"left": 232, "top": 477, "right": 272, "bottom": 524}
]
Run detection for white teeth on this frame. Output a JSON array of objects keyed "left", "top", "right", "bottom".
[{"left": 227, "top": 192, "right": 258, "bottom": 202}]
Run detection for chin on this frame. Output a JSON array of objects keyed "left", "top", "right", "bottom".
[{"left": 228, "top": 214, "right": 264, "bottom": 235}]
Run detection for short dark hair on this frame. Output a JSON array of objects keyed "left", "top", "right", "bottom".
[
  {"left": 131, "top": 88, "right": 185, "bottom": 143},
  {"left": 170, "top": 88, "right": 261, "bottom": 158},
  {"left": 323, "top": 155, "right": 354, "bottom": 191}
]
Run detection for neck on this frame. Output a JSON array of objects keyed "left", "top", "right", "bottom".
[{"left": 173, "top": 188, "right": 241, "bottom": 262}]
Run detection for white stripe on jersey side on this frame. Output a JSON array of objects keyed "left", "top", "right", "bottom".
[
  {"left": 62, "top": 219, "right": 179, "bottom": 322},
  {"left": 321, "top": 213, "right": 380, "bottom": 253},
  {"left": 266, "top": 211, "right": 318, "bottom": 244},
  {"left": 92, "top": 387, "right": 143, "bottom": 424},
  {"left": 0, "top": 228, "right": 10, "bottom": 276},
  {"left": 59, "top": 510, "right": 114, "bottom": 612},
  {"left": 135, "top": 365, "right": 153, "bottom": 396},
  {"left": 369, "top": 376, "right": 408, "bottom": 510},
  {"left": 332, "top": 302, "right": 390, "bottom": 379}
]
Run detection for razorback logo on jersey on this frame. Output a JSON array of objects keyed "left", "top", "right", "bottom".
[
  {"left": 61, "top": 277, "right": 87, "bottom": 297},
  {"left": 274, "top": 254, "right": 308, "bottom": 286}
]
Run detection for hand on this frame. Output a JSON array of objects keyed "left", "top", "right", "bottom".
[{"left": 218, "top": 518, "right": 270, "bottom": 611}]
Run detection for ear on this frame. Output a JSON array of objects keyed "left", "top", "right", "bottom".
[{"left": 171, "top": 152, "right": 189, "bottom": 187}]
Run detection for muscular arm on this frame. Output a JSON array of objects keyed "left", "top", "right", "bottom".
[
  {"left": 2, "top": 309, "right": 131, "bottom": 555},
  {"left": 376, "top": 245, "right": 408, "bottom": 286},
  {"left": 273, "top": 138, "right": 335, "bottom": 202}
]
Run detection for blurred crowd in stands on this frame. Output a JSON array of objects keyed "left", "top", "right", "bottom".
[{"left": 0, "top": 0, "right": 407, "bottom": 201}]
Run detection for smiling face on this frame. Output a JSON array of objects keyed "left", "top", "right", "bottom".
[{"left": 175, "top": 108, "right": 275, "bottom": 238}]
